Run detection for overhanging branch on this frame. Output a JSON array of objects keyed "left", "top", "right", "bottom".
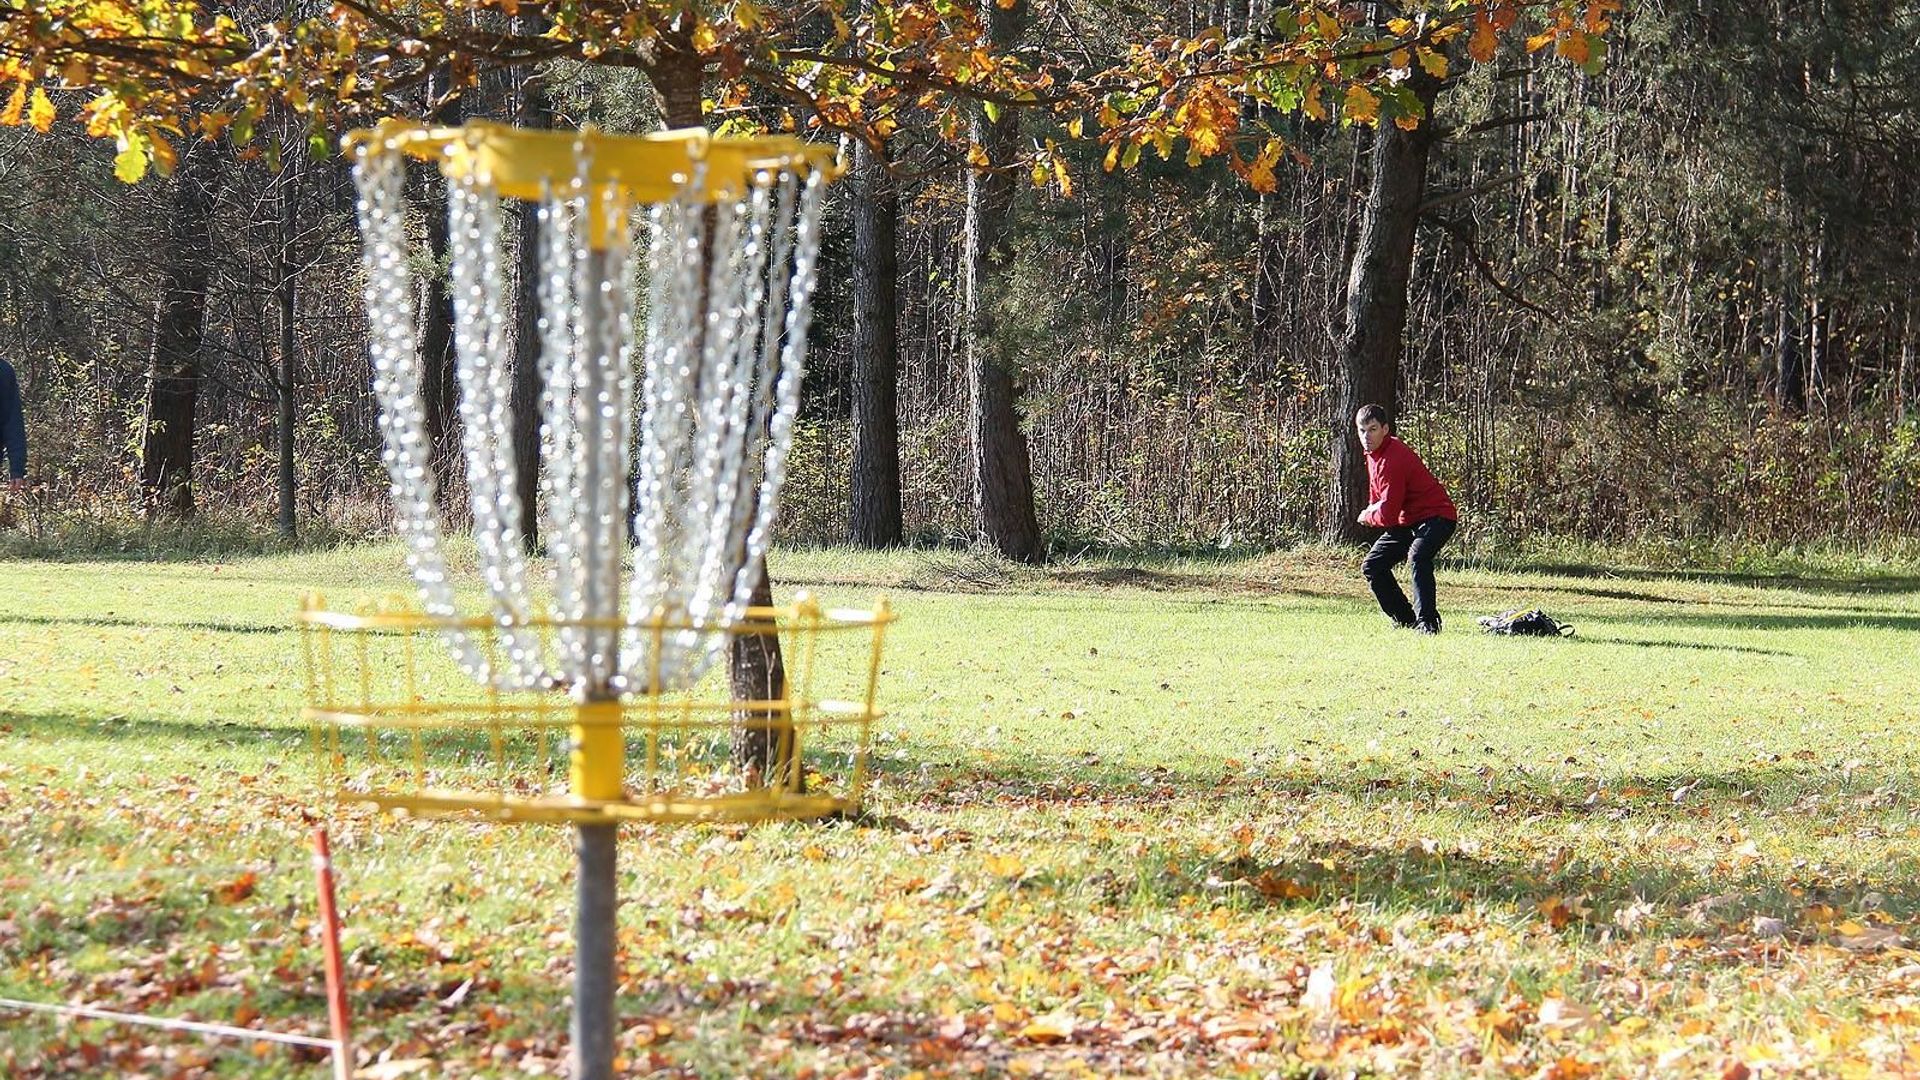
[
  {"left": 1422, "top": 213, "right": 1551, "bottom": 318},
  {"left": 1417, "top": 172, "right": 1523, "bottom": 215}
]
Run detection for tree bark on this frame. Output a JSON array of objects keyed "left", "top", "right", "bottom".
[
  {"left": 277, "top": 150, "right": 299, "bottom": 539},
  {"left": 417, "top": 69, "right": 463, "bottom": 471},
  {"left": 1776, "top": 276, "right": 1806, "bottom": 416},
  {"left": 1250, "top": 193, "right": 1285, "bottom": 374},
  {"left": 1325, "top": 80, "right": 1442, "bottom": 544},
  {"left": 964, "top": 0, "right": 1045, "bottom": 563},
  {"left": 139, "top": 140, "right": 219, "bottom": 520},
  {"left": 849, "top": 137, "right": 904, "bottom": 547},
  {"left": 511, "top": 25, "right": 550, "bottom": 552}
]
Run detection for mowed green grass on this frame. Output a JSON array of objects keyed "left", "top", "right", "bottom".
[{"left": 3, "top": 544, "right": 1920, "bottom": 1077}]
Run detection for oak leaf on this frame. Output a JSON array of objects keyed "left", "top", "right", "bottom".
[
  {"left": 360, "top": 1061, "right": 433, "bottom": 1080},
  {"left": 212, "top": 870, "right": 257, "bottom": 904},
  {"left": 1468, "top": 19, "right": 1499, "bottom": 63},
  {"left": 27, "top": 87, "right": 54, "bottom": 133},
  {"left": 1539, "top": 1055, "right": 1599, "bottom": 1080},
  {"left": 1342, "top": 85, "right": 1379, "bottom": 125},
  {"left": 115, "top": 136, "right": 148, "bottom": 183},
  {"left": 1302, "top": 83, "right": 1326, "bottom": 121},
  {"left": 982, "top": 852, "right": 1024, "bottom": 877},
  {"left": 1021, "top": 1013, "right": 1075, "bottom": 1042}
]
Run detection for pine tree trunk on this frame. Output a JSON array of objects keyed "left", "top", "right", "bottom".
[
  {"left": 850, "top": 137, "right": 903, "bottom": 547},
  {"left": 511, "top": 23, "right": 549, "bottom": 553},
  {"left": 418, "top": 74, "right": 464, "bottom": 472},
  {"left": 654, "top": 44, "right": 704, "bottom": 135},
  {"left": 964, "top": 0, "right": 1044, "bottom": 563},
  {"left": 1777, "top": 282, "right": 1807, "bottom": 416},
  {"left": 1325, "top": 82, "right": 1441, "bottom": 544},
  {"left": 276, "top": 153, "right": 299, "bottom": 539},
  {"left": 1251, "top": 193, "right": 1284, "bottom": 374},
  {"left": 139, "top": 140, "right": 219, "bottom": 520}
]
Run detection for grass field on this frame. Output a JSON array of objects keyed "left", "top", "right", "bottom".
[{"left": 3, "top": 543, "right": 1920, "bottom": 1077}]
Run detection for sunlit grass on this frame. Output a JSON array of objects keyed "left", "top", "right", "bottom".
[{"left": 3, "top": 543, "right": 1918, "bottom": 1076}]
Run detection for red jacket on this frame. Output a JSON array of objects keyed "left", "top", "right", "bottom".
[{"left": 1361, "top": 436, "right": 1457, "bottom": 527}]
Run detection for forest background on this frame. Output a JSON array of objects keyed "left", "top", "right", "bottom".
[{"left": 2, "top": 0, "right": 1917, "bottom": 561}]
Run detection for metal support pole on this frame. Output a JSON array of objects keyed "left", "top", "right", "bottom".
[
  {"left": 572, "top": 821, "right": 617, "bottom": 1080},
  {"left": 568, "top": 237, "right": 626, "bottom": 1080},
  {"left": 570, "top": 695, "right": 623, "bottom": 1079}
]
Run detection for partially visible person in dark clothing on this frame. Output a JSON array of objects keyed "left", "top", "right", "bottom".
[
  {"left": 1354, "top": 404, "right": 1456, "bottom": 633},
  {"left": 0, "top": 358, "right": 23, "bottom": 495}
]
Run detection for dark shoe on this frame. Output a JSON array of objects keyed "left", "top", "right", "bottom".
[{"left": 1415, "top": 622, "right": 1440, "bottom": 635}]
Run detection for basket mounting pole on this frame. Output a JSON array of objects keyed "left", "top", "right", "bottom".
[{"left": 569, "top": 225, "right": 626, "bottom": 1080}]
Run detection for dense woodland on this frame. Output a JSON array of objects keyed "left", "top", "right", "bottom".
[{"left": 2, "top": 0, "right": 1917, "bottom": 555}]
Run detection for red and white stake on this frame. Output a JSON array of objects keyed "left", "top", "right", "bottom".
[{"left": 311, "top": 828, "right": 354, "bottom": 1080}]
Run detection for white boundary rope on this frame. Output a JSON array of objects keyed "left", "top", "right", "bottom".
[{"left": 0, "top": 996, "right": 343, "bottom": 1050}]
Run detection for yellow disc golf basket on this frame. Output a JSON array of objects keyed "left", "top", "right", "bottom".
[
  {"left": 336, "top": 118, "right": 868, "bottom": 1080},
  {"left": 297, "top": 594, "right": 892, "bottom": 824}
]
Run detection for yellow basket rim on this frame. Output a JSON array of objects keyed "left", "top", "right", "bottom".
[
  {"left": 301, "top": 701, "right": 883, "bottom": 727},
  {"left": 296, "top": 596, "right": 893, "bottom": 633},
  {"left": 342, "top": 788, "right": 856, "bottom": 825}
]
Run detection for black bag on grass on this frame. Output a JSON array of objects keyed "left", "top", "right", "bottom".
[{"left": 1476, "top": 609, "right": 1575, "bottom": 637}]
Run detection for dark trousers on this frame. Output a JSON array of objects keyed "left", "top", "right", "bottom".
[{"left": 1362, "top": 516, "right": 1457, "bottom": 630}]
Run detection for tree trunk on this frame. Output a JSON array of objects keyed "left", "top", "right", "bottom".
[
  {"left": 850, "top": 137, "right": 904, "bottom": 547},
  {"left": 420, "top": 74, "right": 466, "bottom": 479},
  {"left": 1776, "top": 278, "right": 1806, "bottom": 416},
  {"left": 654, "top": 48, "right": 703, "bottom": 134},
  {"left": 139, "top": 140, "right": 219, "bottom": 520},
  {"left": 418, "top": 188, "right": 458, "bottom": 469},
  {"left": 511, "top": 24, "right": 550, "bottom": 552},
  {"left": 727, "top": 564, "right": 795, "bottom": 785},
  {"left": 1325, "top": 81, "right": 1442, "bottom": 544},
  {"left": 277, "top": 151, "right": 299, "bottom": 539},
  {"left": 1250, "top": 193, "right": 1284, "bottom": 375},
  {"left": 964, "top": 0, "right": 1044, "bottom": 563},
  {"left": 647, "top": 43, "right": 797, "bottom": 781}
]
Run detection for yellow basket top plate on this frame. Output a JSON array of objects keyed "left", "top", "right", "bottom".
[{"left": 343, "top": 119, "right": 842, "bottom": 204}]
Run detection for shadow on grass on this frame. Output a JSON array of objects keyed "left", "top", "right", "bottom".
[
  {"left": 869, "top": 746, "right": 1913, "bottom": 816},
  {"left": 1502, "top": 581, "right": 1688, "bottom": 605},
  {"left": 1554, "top": 634, "right": 1797, "bottom": 657},
  {"left": 913, "top": 560, "right": 1920, "bottom": 635},
  {"left": 1629, "top": 610, "right": 1920, "bottom": 633},
  {"left": 0, "top": 613, "right": 291, "bottom": 635},
  {"left": 1494, "top": 577, "right": 1915, "bottom": 617},
  {"left": 1048, "top": 566, "right": 1338, "bottom": 601},
  {"left": 862, "top": 749, "right": 1920, "bottom": 945},
  {"left": 1, "top": 710, "right": 304, "bottom": 746},
  {"left": 1490, "top": 560, "right": 1920, "bottom": 597},
  {"left": 1179, "top": 831, "right": 1920, "bottom": 942},
  {"left": 20, "top": 708, "right": 1920, "bottom": 950}
]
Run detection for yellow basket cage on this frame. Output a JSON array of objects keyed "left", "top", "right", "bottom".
[{"left": 297, "top": 594, "right": 892, "bottom": 825}]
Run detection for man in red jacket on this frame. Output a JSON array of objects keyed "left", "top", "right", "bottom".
[{"left": 1354, "top": 404, "right": 1457, "bottom": 633}]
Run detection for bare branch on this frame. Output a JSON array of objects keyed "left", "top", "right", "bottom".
[
  {"left": 1416, "top": 172, "right": 1523, "bottom": 215},
  {"left": 1422, "top": 214, "right": 1552, "bottom": 318}
]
